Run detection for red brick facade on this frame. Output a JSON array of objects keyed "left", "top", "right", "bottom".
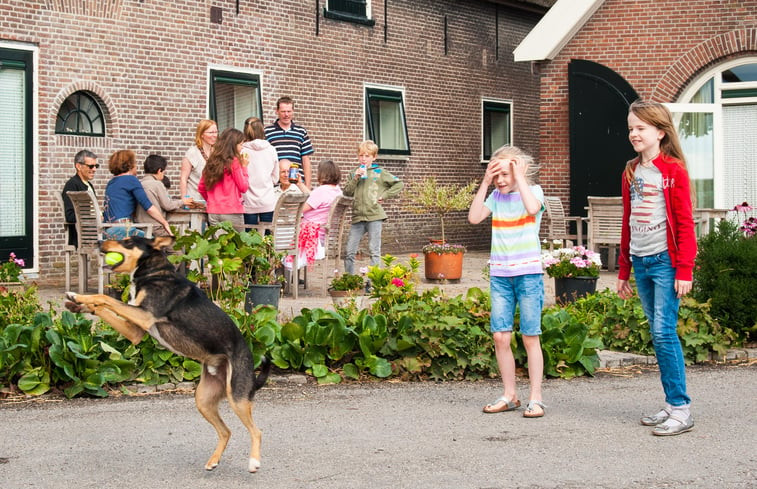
[
  {"left": 0, "top": 0, "right": 547, "bottom": 283},
  {"left": 536, "top": 0, "right": 757, "bottom": 203}
]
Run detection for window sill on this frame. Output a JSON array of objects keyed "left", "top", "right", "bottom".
[
  {"left": 323, "top": 9, "right": 375, "bottom": 26},
  {"left": 377, "top": 154, "right": 410, "bottom": 163}
]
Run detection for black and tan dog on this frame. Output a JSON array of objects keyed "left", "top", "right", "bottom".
[{"left": 65, "top": 236, "right": 271, "bottom": 473}]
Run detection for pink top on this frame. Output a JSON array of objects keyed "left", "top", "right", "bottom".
[
  {"left": 198, "top": 158, "right": 249, "bottom": 214},
  {"left": 303, "top": 184, "right": 342, "bottom": 225}
]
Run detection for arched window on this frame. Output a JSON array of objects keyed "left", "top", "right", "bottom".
[
  {"left": 667, "top": 59, "right": 757, "bottom": 210},
  {"left": 55, "top": 91, "right": 105, "bottom": 136}
]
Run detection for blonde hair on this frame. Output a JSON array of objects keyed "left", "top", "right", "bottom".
[
  {"left": 358, "top": 140, "right": 379, "bottom": 157},
  {"left": 490, "top": 145, "right": 538, "bottom": 184},
  {"left": 194, "top": 119, "right": 217, "bottom": 149}
]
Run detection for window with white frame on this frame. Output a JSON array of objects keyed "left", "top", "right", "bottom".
[
  {"left": 324, "top": 0, "right": 374, "bottom": 25},
  {"left": 209, "top": 69, "right": 262, "bottom": 132},
  {"left": 365, "top": 86, "right": 410, "bottom": 155},
  {"left": 482, "top": 99, "right": 512, "bottom": 161},
  {"left": 668, "top": 58, "right": 757, "bottom": 212}
]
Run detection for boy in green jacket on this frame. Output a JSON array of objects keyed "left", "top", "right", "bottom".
[{"left": 343, "top": 140, "right": 403, "bottom": 274}]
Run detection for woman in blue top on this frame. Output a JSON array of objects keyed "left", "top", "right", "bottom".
[{"left": 103, "top": 150, "right": 173, "bottom": 239}]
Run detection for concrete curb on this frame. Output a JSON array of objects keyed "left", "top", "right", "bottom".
[{"left": 598, "top": 348, "right": 757, "bottom": 369}]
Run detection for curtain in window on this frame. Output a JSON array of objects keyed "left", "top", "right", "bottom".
[
  {"left": 213, "top": 80, "right": 260, "bottom": 132},
  {"left": 377, "top": 99, "right": 407, "bottom": 151},
  {"left": 723, "top": 104, "right": 757, "bottom": 212},
  {"left": 0, "top": 66, "right": 26, "bottom": 236}
]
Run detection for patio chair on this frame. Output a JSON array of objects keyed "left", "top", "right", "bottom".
[
  {"left": 541, "top": 196, "right": 586, "bottom": 249},
  {"left": 268, "top": 192, "right": 308, "bottom": 299},
  {"left": 586, "top": 196, "right": 623, "bottom": 272},
  {"left": 66, "top": 191, "right": 153, "bottom": 293},
  {"left": 54, "top": 191, "right": 77, "bottom": 291}
]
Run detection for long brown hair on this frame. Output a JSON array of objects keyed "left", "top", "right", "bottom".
[
  {"left": 202, "top": 128, "right": 244, "bottom": 190},
  {"left": 623, "top": 99, "right": 687, "bottom": 184}
]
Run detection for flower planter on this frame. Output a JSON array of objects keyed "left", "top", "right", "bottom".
[
  {"left": 554, "top": 276, "right": 598, "bottom": 304},
  {"left": 0, "top": 281, "right": 25, "bottom": 293},
  {"left": 328, "top": 289, "right": 366, "bottom": 308},
  {"left": 423, "top": 251, "right": 464, "bottom": 281},
  {"left": 245, "top": 283, "right": 282, "bottom": 312}
]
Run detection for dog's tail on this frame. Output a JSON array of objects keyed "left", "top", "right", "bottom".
[{"left": 254, "top": 356, "right": 272, "bottom": 392}]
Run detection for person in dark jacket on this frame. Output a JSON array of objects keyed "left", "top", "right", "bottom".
[{"left": 62, "top": 150, "right": 99, "bottom": 246}]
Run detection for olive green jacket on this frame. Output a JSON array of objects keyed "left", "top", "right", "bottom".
[{"left": 343, "top": 166, "right": 403, "bottom": 223}]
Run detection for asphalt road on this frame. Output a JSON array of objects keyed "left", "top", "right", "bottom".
[{"left": 1, "top": 364, "right": 755, "bottom": 489}]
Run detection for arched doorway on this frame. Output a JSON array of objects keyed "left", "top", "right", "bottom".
[{"left": 568, "top": 59, "right": 638, "bottom": 217}]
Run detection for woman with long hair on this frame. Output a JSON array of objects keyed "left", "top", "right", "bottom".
[
  {"left": 180, "top": 119, "right": 218, "bottom": 201},
  {"left": 198, "top": 128, "right": 249, "bottom": 231}
]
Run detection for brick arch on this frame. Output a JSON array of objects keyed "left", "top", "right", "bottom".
[
  {"left": 52, "top": 80, "right": 119, "bottom": 138},
  {"left": 652, "top": 28, "right": 757, "bottom": 101}
]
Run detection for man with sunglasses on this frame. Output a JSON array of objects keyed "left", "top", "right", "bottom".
[{"left": 62, "top": 149, "right": 99, "bottom": 246}]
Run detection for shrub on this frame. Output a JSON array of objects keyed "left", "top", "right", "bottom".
[{"left": 693, "top": 219, "right": 757, "bottom": 342}]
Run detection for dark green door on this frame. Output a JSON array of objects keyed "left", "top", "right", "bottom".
[
  {"left": 568, "top": 60, "right": 638, "bottom": 217},
  {"left": 0, "top": 48, "right": 34, "bottom": 268}
]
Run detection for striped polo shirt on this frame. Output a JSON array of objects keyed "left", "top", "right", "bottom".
[
  {"left": 264, "top": 120, "right": 314, "bottom": 173},
  {"left": 484, "top": 185, "right": 544, "bottom": 277}
]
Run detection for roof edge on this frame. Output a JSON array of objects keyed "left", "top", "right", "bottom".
[{"left": 513, "top": 0, "right": 605, "bottom": 62}]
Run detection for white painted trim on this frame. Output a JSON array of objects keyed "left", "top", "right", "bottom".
[
  {"left": 1, "top": 41, "right": 39, "bottom": 275},
  {"left": 513, "top": 0, "right": 605, "bottom": 62}
]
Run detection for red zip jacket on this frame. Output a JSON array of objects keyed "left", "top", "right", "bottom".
[
  {"left": 198, "top": 158, "right": 249, "bottom": 214},
  {"left": 618, "top": 153, "right": 697, "bottom": 282}
]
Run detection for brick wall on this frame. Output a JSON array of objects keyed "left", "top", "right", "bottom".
[
  {"left": 0, "top": 0, "right": 544, "bottom": 283},
  {"left": 537, "top": 0, "right": 757, "bottom": 204}
]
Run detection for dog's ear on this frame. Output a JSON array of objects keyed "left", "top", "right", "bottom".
[{"left": 152, "top": 236, "right": 176, "bottom": 251}]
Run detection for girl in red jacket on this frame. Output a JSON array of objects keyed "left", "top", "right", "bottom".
[
  {"left": 199, "top": 128, "right": 249, "bottom": 231},
  {"left": 617, "top": 100, "right": 697, "bottom": 436}
]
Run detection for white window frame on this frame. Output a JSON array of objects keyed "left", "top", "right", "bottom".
[
  {"left": 481, "top": 98, "right": 513, "bottom": 163},
  {"left": 670, "top": 56, "right": 757, "bottom": 210},
  {"left": 0, "top": 40, "right": 39, "bottom": 276}
]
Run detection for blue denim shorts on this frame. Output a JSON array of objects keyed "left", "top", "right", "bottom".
[
  {"left": 490, "top": 274, "right": 544, "bottom": 336},
  {"left": 103, "top": 225, "right": 146, "bottom": 240}
]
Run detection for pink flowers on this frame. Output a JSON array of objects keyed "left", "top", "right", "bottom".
[
  {"left": 391, "top": 278, "right": 405, "bottom": 287},
  {"left": 9, "top": 252, "right": 24, "bottom": 268}
]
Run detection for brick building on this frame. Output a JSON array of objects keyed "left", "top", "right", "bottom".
[
  {"left": 0, "top": 0, "right": 552, "bottom": 283},
  {"left": 514, "top": 0, "right": 757, "bottom": 217}
]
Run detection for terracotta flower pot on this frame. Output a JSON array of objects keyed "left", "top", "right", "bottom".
[{"left": 423, "top": 251, "right": 464, "bottom": 281}]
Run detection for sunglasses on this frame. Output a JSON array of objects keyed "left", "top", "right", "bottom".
[{"left": 80, "top": 163, "right": 99, "bottom": 169}]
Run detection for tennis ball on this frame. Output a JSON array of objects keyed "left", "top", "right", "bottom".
[{"left": 104, "top": 252, "right": 123, "bottom": 266}]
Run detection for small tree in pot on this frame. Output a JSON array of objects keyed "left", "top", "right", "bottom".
[{"left": 403, "top": 177, "right": 476, "bottom": 281}]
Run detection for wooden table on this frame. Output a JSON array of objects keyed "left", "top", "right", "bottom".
[{"left": 167, "top": 207, "right": 207, "bottom": 235}]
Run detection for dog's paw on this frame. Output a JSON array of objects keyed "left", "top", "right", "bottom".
[
  {"left": 65, "top": 301, "right": 93, "bottom": 314},
  {"left": 248, "top": 458, "right": 260, "bottom": 473},
  {"left": 64, "top": 301, "right": 83, "bottom": 313},
  {"left": 65, "top": 291, "right": 79, "bottom": 302}
]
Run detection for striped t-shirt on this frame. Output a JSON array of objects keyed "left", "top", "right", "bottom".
[
  {"left": 264, "top": 120, "right": 314, "bottom": 174},
  {"left": 484, "top": 185, "right": 544, "bottom": 277}
]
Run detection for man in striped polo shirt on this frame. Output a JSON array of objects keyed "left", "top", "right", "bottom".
[{"left": 265, "top": 96, "right": 314, "bottom": 188}]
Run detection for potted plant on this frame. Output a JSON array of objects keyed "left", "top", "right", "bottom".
[
  {"left": 328, "top": 271, "right": 366, "bottom": 308},
  {"left": 171, "top": 222, "right": 285, "bottom": 310},
  {"left": 0, "top": 252, "right": 25, "bottom": 293},
  {"left": 541, "top": 245, "right": 602, "bottom": 304},
  {"left": 403, "top": 177, "right": 476, "bottom": 281}
]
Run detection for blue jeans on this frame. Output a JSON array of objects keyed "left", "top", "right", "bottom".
[
  {"left": 344, "top": 220, "right": 383, "bottom": 274},
  {"left": 103, "top": 226, "right": 145, "bottom": 240},
  {"left": 632, "top": 251, "right": 690, "bottom": 407},
  {"left": 244, "top": 212, "right": 273, "bottom": 225},
  {"left": 490, "top": 274, "right": 544, "bottom": 336}
]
